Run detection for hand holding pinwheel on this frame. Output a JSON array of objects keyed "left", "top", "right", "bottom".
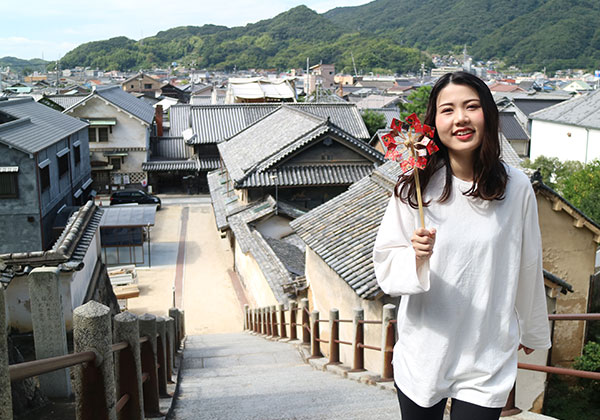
[{"left": 382, "top": 113, "right": 438, "bottom": 228}]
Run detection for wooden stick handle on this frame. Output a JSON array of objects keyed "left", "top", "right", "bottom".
[{"left": 414, "top": 168, "right": 425, "bottom": 228}]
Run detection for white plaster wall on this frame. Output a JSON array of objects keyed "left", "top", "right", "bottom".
[
  {"left": 254, "top": 216, "right": 294, "bottom": 240},
  {"left": 530, "top": 120, "right": 600, "bottom": 163},
  {"left": 305, "top": 247, "right": 384, "bottom": 373},
  {"left": 234, "top": 240, "right": 278, "bottom": 307},
  {"left": 70, "top": 231, "right": 100, "bottom": 310}
]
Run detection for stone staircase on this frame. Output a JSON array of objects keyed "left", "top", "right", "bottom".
[{"left": 168, "top": 333, "right": 403, "bottom": 420}]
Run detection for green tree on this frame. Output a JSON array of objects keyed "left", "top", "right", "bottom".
[
  {"left": 361, "top": 109, "right": 386, "bottom": 138},
  {"left": 521, "top": 155, "right": 583, "bottom": 191},
  {"left": 559, "top": 160, "right": 600, "bottom": 224},
  {"left": 398, "top": 86, "right": 432, "bottom": 121}
]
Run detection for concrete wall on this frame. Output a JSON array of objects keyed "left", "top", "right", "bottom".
[
  {"left": 70, "top": 231, "right": 100, "bottom": 310},
  {"left": 305, "top": 247, "right": 383, "bottom": 373},
  {"left": 234, "top": 240, "right": 279, "bottom": 307},
  {"left": 530, "top": 120, "right": 600, "bottom": 163},
  {"left": 0, "top": 144, "right": 41, "bottom": 253},
  {"left": 537, "top": 193, "right": 595, "bottom": 365}
]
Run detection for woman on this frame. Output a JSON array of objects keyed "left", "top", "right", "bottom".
[{"left": 373, "top": 72, "right": 551, "bottom": 420}]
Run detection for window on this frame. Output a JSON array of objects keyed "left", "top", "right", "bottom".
[
  {"left": 110, "top": 157, "right": 121, "bottom": 170},
  {"left": 58, "top": 153, "right": 69, "bottom": 178},
  {"left": 88, "top": 127, "right": 109, "bottom": 142},
  {"left": 144, "top": 83, "right": 152, "bottom": 89},
  {"left": 40, "top": 166, "right": 50, "bottom": 191},
  {"left": 74, "top": 144, "right": 81, "bottom": 165},
  {"left": 130, "top": 84, "right": 134, "bottom": 88},
  {"left": 0, "top": 172, "right": 18, "bottom": 198}
]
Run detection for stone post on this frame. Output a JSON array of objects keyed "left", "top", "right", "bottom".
[
  {"left": 271, "top": 305, "right": 278, "bottom": 339},
  {"left": 310, "top": 310, "right": 322, "bottom": 358},
  {"left": 139, "top": 314, "right": 161, "bottom": 417},
  {"left": 278, "top": 304, "right": 287, "bottom": 339},
  {"left": 300, "top": 298, "right": 310, "bottom": 345},
  {"left": 328, "top": 308, "right": 340, "bottom": 365},
  {"left": 243, "top": 304, "right": 249, "bottom": 330},
  {"left": 351, "top": 308, "right": 365, "bottom": 372},
  {"left": 168, "top": 308, "right": 179, "bottom": 349},
  {"left": 381, "top": 304, "right": 396, "bottom": 380},
  {"left": 113, "top": 311, "right": 144, "bottom": 420},
  {"left": 289, "top": 301, "right": 298, "bottom": 341},
  {"left": 73, "top": 301, "right": 117, "bottom": 420},
  {"left": 165, "top": 317, "right": 175, "bottom": 381},
  {"left": 156, "top": 317, "right": 169, "bottom": 396},
  {"left": 0, "top": 288, "right": 13, "bottom": 420},
  {"left": 27, "top": 267, "right": 70, "bottom": 397}
]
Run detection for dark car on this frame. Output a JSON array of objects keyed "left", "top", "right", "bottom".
[{"left": 109, "top": 189, "right": 161, "bottom": 210}]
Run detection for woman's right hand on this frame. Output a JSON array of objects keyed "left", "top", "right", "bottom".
[{"left": 411, "top": 227, "right": 436, "bottom": 268}]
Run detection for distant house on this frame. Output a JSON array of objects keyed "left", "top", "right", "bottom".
[
  {"left": 499, "top": 111, "right": 530, "bottom": 157},
  {"left": 529, "top": 89, "right": 600, "bottom": 163},
  {"left": 161, "top": 82, "right": 189, "bottom": 103},
  {"left": 225, "top": 77, "right": 296, "bottom": 103},
  {"left": 63, "top": 86, "right": 156, "bottom": 192},
  {"left": 488, "top": 82, "right": 526, "bottom": 93},
  {"left": 355, "top": 95, "right": 402, "bottom": 110},
  {"left": 0, "top": 97, "right": 92, "bottom": 253},
  {"left": 561, "top": 80, "right": 593, "bottom": 93},
  {"left": 121, "top": 73, "right": 162, "bottom": 96}
]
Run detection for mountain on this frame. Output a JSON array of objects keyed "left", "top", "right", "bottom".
[
  {"left": 0, "top": 56, "right": 50, "bottom": 74},
  {"left": 324, "top": 0, "right": 600, "bottom": 71},
  {"left": 57, "top": 0, "right": 600, "bottom": 73},
  {"left": 59, "top": 6, "right": 429, "bottom": 73}
]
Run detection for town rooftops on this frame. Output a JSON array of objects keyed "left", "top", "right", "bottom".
[
  {"left": 169, "top": 102, "right": 370, "bottom": 144},
  {"left": 217, "top": 106, "right": 382, "bottom": 186},
  {"left": 64, "top": 85, "right": 155, "bottom": 125},
  {"left": 0, "top": 201, "right": 103, "bottom": 282},
  {"left": 0, "top": 97, "right": 88, "bottom": 154},
  {"left": 499, "top": 112, "right": 529, "bottom": 141},
  {"left": 529, "top": 89, "right": 600, "bottom": 130}
]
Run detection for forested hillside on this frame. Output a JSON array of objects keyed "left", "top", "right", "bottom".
[
  {"left": 59, "top": 6, "right": 429, "bottom": 73},
  {"left": 0, "top": 56, "right": 49, "bottom": 74},
  {"left": 58, "top": 0, "right": 600, "bottom": 72},
  {"left": 325, "top": 0, "right": 600, "bottom": 71}
]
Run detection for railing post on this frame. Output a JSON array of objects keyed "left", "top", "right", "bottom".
[
  {"left": 179, "top": 310, "right": 185, "bottom": 343},
  {"left": 501, "top": 383, "right": 522, "bottom": 416},
  {"left": 266, "top": 307, "right": 273, "bottom": 337},
  {"left": 271, "top": 305, "right": 279, "bottom": 339},
  {"left": 165, "top": 317, "right": 175, "bottom": 383},
  {"left": 27, "top": 267, "right": 70, "bottom": 397},
  {"left": 310, "top": 310, "right": 322, "bottom": 358},
  {"left": 156, "top": 317, "right": 169, "bottom": 397},
  {"left": 0, "top": 288, "right": 13, "bottom": 420},
  {"left": 351, "top": 308, "right": 365, "bottom": 372},
  {"left": 73, "top": 301, "right": 117, "bottom": 420},
  {"left": 289, "top": 301, "right": 298, "bottom": 341},
  {"left": 328, "top": 308, "right": 340, "bottom": 365},
  {"left": 278, "top": 304, "right": 287, "bottom": 339},
  {"left": 245, "top": 304, "right": 251, "bottom": 330},
  {"left": 253, "top": 308, "right": 258, "bottom": 333},
  {"left": 300, "top": 298, "right": 310, "bottom": 345},
  {"left": 139, "top": 314, "right": 161, "bottom": 417},
  {"left": 113, "top": 311, "right": 144, "bottom": 420},
  {"left": 262, "top": 307, "right": 268, "bottom": 335},
  {"left": 168, "top": 308, "right": 180, "bottom": 350},
  {"left": 381, "top": 304, "right": 396, "bottom": 381}
]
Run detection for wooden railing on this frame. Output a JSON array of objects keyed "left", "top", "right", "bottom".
[
  {"left": 244, "top": 300, "right": 600, "bottom": 417},
  {"left": 3, "top": 301, "right": 185, "bottom": 420}
]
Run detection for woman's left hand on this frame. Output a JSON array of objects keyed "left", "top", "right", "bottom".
[{"left": 518, "top": 344, "right": 534, "bottom": 355}]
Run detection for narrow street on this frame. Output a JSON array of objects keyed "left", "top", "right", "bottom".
[{"left": 125, "top": 195, "right": 245, "bottom": 334}]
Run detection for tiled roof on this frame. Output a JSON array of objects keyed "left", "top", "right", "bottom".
[
  {"left": 152, "top": 136, "right": 192, "bottom": 159},
  {"left": 499, "top": 135, "right": 523, "bottom": 168},
  {"left": 355, "top": 95, "right": 401, "bottom": 110},
  {"left": 219, "top": 107, "right": 383, "bottom": 186},
  {"left": 240, "top": 164, "right": 375, "bottom": 188},
  {"left": 499, "top": 112, "right": 529, "bottom": 140},
  {"left": 290, "top": 161, "right": 400, "bottom": 300},
  {"left": 265, "top": 236, "right": 305, "bottom": 277},
  {"left": 65, "top": 86, "right": 155, "bottom": 125},
  {"left": 174, "top": 102, "right": 369, "bottom": 145},
  {"left": 530, "top": 89, "right": 600, "bottom": 129},
  {"left": 142, "top": 159, "right": 199, "bottom": 172},
  {"left": 206, "top": 169, "right": 248, "bottom": 231},
  {"left": 0, "top": 97, "right": 88, "bottom": 154},
  {"left": 512, "top": 98, "right": 566, "bottom": 117},
  {"left": 43, "top": 94, "right": 88, "bottom": 109},
  {"left": 0, "top": 201, "right": 103, "bottom": 281}
]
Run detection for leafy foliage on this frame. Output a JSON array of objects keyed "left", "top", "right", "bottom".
[
  {"left": 398, "top": 86, "right": 432, "bottom": 121},
  {"left": 521, "top": 156, "right": 583, "bottom": 191},
  {"left": 361, "top": 110, "right": 386, "bottom": 138},
  {"left": 560, "top": 160, "right": 600, "bottom": 225},
  {"left": 59, "top": 5, "right": 430, "bottom": 72}
]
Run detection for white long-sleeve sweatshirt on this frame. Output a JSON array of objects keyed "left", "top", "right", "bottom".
[{"left": 373, "top": 165, "right": 551, "bottom": 408}]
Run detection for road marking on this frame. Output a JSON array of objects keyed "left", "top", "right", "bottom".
[{"left": 174, "top": 206, "right": 189, "bottom": 308}]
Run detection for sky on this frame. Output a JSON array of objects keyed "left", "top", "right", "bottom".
[{"left": 1, "top": 0, "right": 372, "bottom": 61}]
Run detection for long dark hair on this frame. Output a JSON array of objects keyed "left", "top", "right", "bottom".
[{"left": 395, "top": 71, "right": 507, "bottom": 207}]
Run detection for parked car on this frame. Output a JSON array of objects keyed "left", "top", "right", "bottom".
[{"left": 110, "top": 189, "right": 161, "bottom": 209}]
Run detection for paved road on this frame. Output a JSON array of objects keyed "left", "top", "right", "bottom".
[{"left": 169, "top": 333, "right": 402, "bottom": 420}]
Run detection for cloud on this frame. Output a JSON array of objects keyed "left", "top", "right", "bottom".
[{"left": 0, "top": 37, "right": 78, "bottom": 61}]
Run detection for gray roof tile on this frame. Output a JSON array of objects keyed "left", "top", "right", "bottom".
[
  {"left": 530, "top": 89, "right": 600, "bottom": 129},
  {"left": 499, "top": 112, "right": 529, "bottom": 141},
  {"left": 0, "top": 97, "right": 88, "bottom": 154}
]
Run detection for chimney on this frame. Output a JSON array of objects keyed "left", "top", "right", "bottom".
[{"left": 155, "top": 105, "right": 163, "bottom": 137}]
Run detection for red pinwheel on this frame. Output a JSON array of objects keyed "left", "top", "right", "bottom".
[{"left": 381, "top": 113, "right": 438, "bottom": 228}]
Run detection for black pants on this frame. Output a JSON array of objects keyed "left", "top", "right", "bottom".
[{"left": 394, "top": 383, "right": 502, "bottom": 420}]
